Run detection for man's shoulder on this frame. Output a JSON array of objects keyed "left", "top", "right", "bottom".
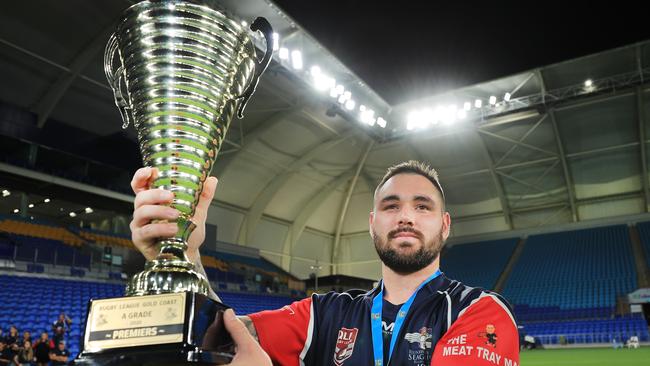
[
  {"left": 314, "top": 288, "right": 372, "bottom": 302},
  {"left": 443, "top": 277, "right": 515, "bottom": 322},
  {"left": 312, "top": 288, "right": 373, "bottom": 313},
  {"left": 431, "top": 280, "right": 520, "bottom": 365}
]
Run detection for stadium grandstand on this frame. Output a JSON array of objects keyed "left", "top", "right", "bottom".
[{"left": 1, "top": 1, "right": 650, "bottom": 365}]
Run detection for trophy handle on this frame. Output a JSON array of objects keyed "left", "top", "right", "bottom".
[
  {"left": 235, "top": 17, "right": 274, "bottom": 119},
  {"left": 104, "top": 32, "right": 133, "bottom": 129}
]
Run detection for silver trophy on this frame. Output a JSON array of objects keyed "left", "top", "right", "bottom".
[
  {"left": 105, "top": 0, "right": 272, "bottom": 297},
  {"left": 76, "top": 1, "right": 273, "bottom": 364}
]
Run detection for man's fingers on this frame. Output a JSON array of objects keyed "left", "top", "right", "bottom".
[
  {"left": 134, "top": 188, "right": 175, "bottom": 210},
  {"left": 223, "top": 309, "right": 254, "bottom": 350},
  {"left": 193, "top": 176, "right": 218, "bottom": 223},
  {"left": 130, "top": 167, "right": 158, "bottom": 194},
  {"left": 132, "top": 205, "right": 179, "bottom": 228},
  {"left": 132, "top": 222, "right": 178, "bottom": 245},
  {"left": 130, "top": 167, "right": 152, "bottom": 194}
]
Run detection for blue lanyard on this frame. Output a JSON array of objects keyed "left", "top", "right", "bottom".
[{"left": 370, "top": 270, "right": 442, "bottom": 366}]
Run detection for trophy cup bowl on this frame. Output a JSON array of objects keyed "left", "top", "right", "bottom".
[{"left": 75, "top": 1, "right": 273, "bottom": 364}]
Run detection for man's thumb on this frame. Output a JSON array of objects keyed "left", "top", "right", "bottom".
[
  {"left": 194, "top": 176, "right": 218, "bottom": 221},
  {"left": 223, "top": 309, "right": 253, "bottom": 349}
]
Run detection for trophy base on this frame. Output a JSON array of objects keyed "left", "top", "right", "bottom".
[
  {"left": 75, "top": 292, "right": 234, "bottom": 366},
  {"left": 74, "top": 344, "right": 233, "bottom": 365},
  {"left": 74, "top": 346, "right": 233, "bottom": 366},
  {"left": 127, "top": 261, "right": 210, "bottom": 297}
]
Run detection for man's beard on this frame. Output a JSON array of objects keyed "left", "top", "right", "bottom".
[{"left": 373, "top": 227, "right": 444, "bottom": 275}]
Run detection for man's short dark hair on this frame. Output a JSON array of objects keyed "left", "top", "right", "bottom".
[{"left": 375, "top": 160, "right": 445, "bottom": 208}]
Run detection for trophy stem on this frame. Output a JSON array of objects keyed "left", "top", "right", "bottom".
[
  {"left": 148, "top": 238, "right": 194, "bottom": 269},
  {"left": 151, "top": 215, "right": 196, "bottom": 266}
]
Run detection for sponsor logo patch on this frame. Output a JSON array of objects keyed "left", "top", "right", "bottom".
[
  {"left": 478, "top": 323, "right": 498, "bottom": 348},
  {"left": 405, "top": 326, "right": 433, "bottom": 350}
]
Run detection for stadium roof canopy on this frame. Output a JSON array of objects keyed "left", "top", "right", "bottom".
[{"left": 1, "top": 0, "right": 650, "bottom": 278}]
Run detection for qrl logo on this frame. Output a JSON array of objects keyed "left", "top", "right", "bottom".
[{"left": 333, "top": 327, "right": 358, "bottom": 366}]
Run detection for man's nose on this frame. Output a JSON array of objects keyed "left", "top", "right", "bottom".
[{"left": 397, "top": 207, "right": 415, "bottom": 226}]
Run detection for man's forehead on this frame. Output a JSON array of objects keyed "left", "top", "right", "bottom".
[{"left": 375, "top": 173, "right": 441, "bottom": 201}]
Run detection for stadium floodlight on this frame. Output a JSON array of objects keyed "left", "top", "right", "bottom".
[
  {"left": 345, "top": 99, "right": 356, "bottom": 110},
  {"left": 310, "top": 65, "right": 321, "bottom": 75},
  {"left": 1, "top": 189, "right": 9, "bottom": 197},
  {"left": 432, "top": 106, "right": 445, "bottom": 125},
  {"left": 474, "top": 99, "right": 482, "bottom": 108},
  {"left": 291, "top": 50, "right": 303, "bottom": 69},
  {"left": 360, "top": 105, "right": 367, "bottom": 112},
  {"left": 489, "top": 96, "right": 497, "bottom": 105},
  {"left": 463, "top": 102, "right": 471, "bottom": 111},
  {"left": 85, "top": 207, "right": 94, "bottom": 214},
  {"left": 457, "top": 109, "right": 467, "bottom": 119},
  {"left": 407, "top": 109, "right": 430, "bottom": 130},
  {"left": 406, "top": 121, "right": 415, "bottom": 131},
  {"left": 13, "top": 208, "right": 19, "bottom": 213},
  {"left": 360, "top": 108, "right": 376, "bottom": 125},
  {"left": 377, "top": 117, "right": 387, "bottom": 128},
  {"left": 44, "top": 198, "right": 50, "bottom": 203},
  {"left": 69, "top": 212, "right": 77, "bottom": 217},
  {"left": 419, "top": 108, "right": 433, "bottom": 125},
  {"left": 315, "top": 75, "right": 335, "bottom": 92},
  {"left": 337, "top": 91, "right": 351, "bottom": 104},
  {"left": 241, "top": 20, "right": 248, "bottom": 27},
  {"left": 272, "top": 32, "right": 279, "bottom": 51},
  {"left": 584, "top": 79, "right": 593, "bottom": 87},
  {"left": 440, "top": 105, "right": 457, "bottom": 124},
  {"left": 279, "top": 47, "right": 289, "bottom": 60},
  {"left": 504, "top": 92, "right": 511, "bottom": 102},
  {"left": 28, "top": 204, "right": 34, "bottom": 208},
  {"left": 407, "top": 110, "right": 418, "bottom": 125},
  {"left": 330, "top": 85, "right": 344, "bottom": 98}
]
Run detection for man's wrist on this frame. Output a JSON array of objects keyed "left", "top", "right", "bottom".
[
  {"left": 186, "top": 250, "right": 221, "bottom": 302},
  {"left": 186, "top": 250, "right": 200, "bottom": 264}
]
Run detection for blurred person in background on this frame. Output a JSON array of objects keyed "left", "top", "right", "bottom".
[
  {"left": 51, "top": 314, "right": 71, "bottom": 347},
  {"left": 32, "top": 332, "right": 53, "bottom": 366},
  {"left": 13, "top": 340, "right": 34, "bottom": 366},
  {"left": 48, "top": 341, "right": 69, "bottom": 366}
]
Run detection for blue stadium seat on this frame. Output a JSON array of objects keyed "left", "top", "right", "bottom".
[
  {"left": 442, "top": 238, "right": 518, "bottom": 290},
  {"left": 504, "top": 225, "right": 645, "bottom": 345},
  {"left": 503, "top": 225, "right": 637, "bottom": 309},
  {"left": 635, "top": 221, "right": 650, "bottom": 268}
]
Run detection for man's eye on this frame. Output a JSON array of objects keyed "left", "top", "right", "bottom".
[
  {"left": 384, "top": 204, "right": 398, "bottom": 210},
  {"left": 416, "top": 205, "right": 431, "bottom": 210}
]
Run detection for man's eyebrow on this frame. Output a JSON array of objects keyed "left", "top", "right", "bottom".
[
  {"left": 413, "top": 195, "right": 435, "bottom": 204},
  {"left": 380, "top": 194, "right": 400, "bottom": 203}
]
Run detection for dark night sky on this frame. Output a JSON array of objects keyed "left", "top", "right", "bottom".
[{"left": 273, "top": 0, "right": 650, "bottom": 105}]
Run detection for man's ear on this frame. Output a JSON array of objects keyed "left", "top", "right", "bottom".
[
  {"left": 369, "top": 211, "right": 375, "bottom": 236},
  {"left": 441, "top": 211, "right": 451, "bottom": 241}
]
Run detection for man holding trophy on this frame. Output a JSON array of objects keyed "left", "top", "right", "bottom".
[
  {"left": 80, "top": 0, "right": 519, "bottom": 364},
  {"left": 128, "top": 162, "right": 521, "bottom": 366}
]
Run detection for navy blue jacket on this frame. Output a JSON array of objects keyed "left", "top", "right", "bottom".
[{"left": 250, "top": 273, "right": 519, "bottom": 366}]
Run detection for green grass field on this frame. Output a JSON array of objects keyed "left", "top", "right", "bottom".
[{"left": 519, "top": 347, "right": 650, "bottom": 366}]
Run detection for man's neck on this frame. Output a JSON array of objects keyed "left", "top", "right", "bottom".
[{"left": 381, "top": 258, "right": 440, "bottom": 305}]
